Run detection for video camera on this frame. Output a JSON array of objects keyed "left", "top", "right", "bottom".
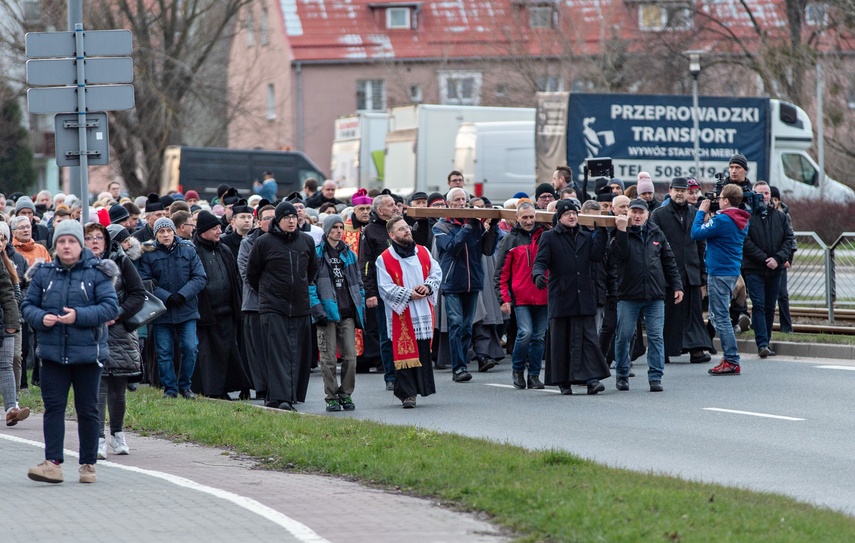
[
  {"left": 703, "top": 172, "right": 765, "bottom": 215},
  {"left": 582, "top": 157, "right": 614, "bottom": 200}
]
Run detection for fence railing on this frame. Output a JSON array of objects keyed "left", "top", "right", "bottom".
[{"left": 786, "top": 232, "right": 855, "bottom": 323}]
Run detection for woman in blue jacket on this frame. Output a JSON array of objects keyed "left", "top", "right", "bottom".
[{"left": 22, "top": 220, "right": 119, "bottom": 485}]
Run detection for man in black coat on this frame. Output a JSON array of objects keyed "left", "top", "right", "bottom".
[
  {"left": 306, "top": 180, "right": 344, "bottom": 209},
  {"left": 220, "top": 201, "right": 254, "bottom": 267},
  {"left": 650, "top": 177, "right": 713, "bottom": 363},
  {"left": 192, "top": 211, "right": 250, "bottom": 399},
  {"left": 741, "top": 181, "right": 795, "bottom": 358},
  {"left": 611, "top": 199, "right": 683, "bottom": 392},
  {"left": 246, "top": 202, "right": 318, "bottom": 410}
]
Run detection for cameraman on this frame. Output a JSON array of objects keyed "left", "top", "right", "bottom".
[
  {"left": 741, "top": 181, "right": 795, "bottom": 357},
  {"left": 691, "top": 184, "right": 750, "bottom": 376}
]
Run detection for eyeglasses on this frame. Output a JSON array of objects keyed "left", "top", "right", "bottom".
[
  {"left": 84, "top": 236, "right": 105, "bottom": 242},
  {"left": 261, "top": 216, "right": 274, "bottom": 222}
]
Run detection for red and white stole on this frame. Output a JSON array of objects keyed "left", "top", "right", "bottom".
[{"left": 380, "top": 247, "right": 432, "bottom": 370}]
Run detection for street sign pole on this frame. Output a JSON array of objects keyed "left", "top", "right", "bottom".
[
  {"left": 74, "top": 23, "right": 90, "bottom": 225},
  {"left": 68, "top": 0, "right": 86, "bottom": 224}
]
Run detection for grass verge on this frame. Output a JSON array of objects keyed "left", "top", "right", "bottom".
[{"left": 18, "top": 385, "right": 853, "bottom": 542}]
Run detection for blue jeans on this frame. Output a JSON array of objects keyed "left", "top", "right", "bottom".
[
  {"left": 616, "top": 300, "right": 664, "bottom": 382},
  {"left": 708, "top": 275, "right": 740, "bottom": 364},
  {"left": 444, "top": 292, "right": 479, "bottom": 373},
  {"left": 374, "top": 299, "right": 395, "bottom": 383},
  {"left": 745, "top": 273, "right": 783, "bottom": 350},
  {"left": 40, "top": 360, "right": 102, "bottom": 465},
  {"left": 152, "top": 320, "right": 198, "bottom": 395},
  {"left": 511, "top": 305, "right": 548, "bottom": 375}
]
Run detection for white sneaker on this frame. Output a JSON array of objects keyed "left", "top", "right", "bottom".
[
  {"left": 97, "top": 437, "right": 107, "bottom": 460},
  {"left": 110, "top": 432, "right": 129, "bottom": 455}
]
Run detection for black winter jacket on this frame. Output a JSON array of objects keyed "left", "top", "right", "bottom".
[
  {"left": 246, "top": 223, "right": 318, "bottom": 317},
  {"left": 650, "top": 201, "right": 706, "bottom": 287},
  {"left": 741, "top": 208, "right": 795, "bottom": 277},
  {"left": 609, "top": 221, "right": 683, "bottom": 301}
]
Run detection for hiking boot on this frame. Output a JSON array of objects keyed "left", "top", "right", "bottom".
[
  {"left": 738, "top": 314, "right": 751, "bottom": 332},
  {"left": 179, "top": 389, "right": 197, "bottom": 400},
  {"left": 709, "top": 360, "right": 741, "bottom": 375},
  {"left": 111, "top": 432, "right": 130, "bottom": 455},
  {"left": 326, "top": 399, "right": 342, "bottom": 412},
  {"left": 759, "top": 347, "right": 772, "bottom": 358},
  {"left": 28, "top": 460, "right": 63, "bottom": 484},
  {"left": 512, "top": 371, "right": 526, "bottom": 389},
  {"left": 477, "top": 356, "right": 497, "bottom": 373},
  {"left": 649, "top": 381, "right": 664, "bottom": 392},
  {"left": 97, "top": 438, "right": 107, "bottom": 460},
  {"left": 402, "top": 397, "right": 417, "bottom": 408},
  {"left": 587, "top": 381, "right": 605, "bottom": 395},
  {"left": 79, "top": 464, "right": 96, "bottom": 484},
  {"left": 527, "top": 374, "right": 545, "bottom": 389},
  {"left": 339, "top": 396, "right": 356, "bottom": 411},
  {"left": 616, "top": 377, "right": 630, "bottom": 391},
  {"left": 690, "top": 351, "right": 712, "bottom": 363},
  {"left": 5, "top": 406, "right": 30, "bottom": 426},
  {"left": 452, "top": 369, "right": 472, "bottom": 382},
  {"left": 385, "top": 380, "right": 395, "bottom": 391}
]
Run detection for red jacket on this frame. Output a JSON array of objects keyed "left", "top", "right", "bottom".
[{"left": 494, "top": 224, "right": 548, "bottom": 307}]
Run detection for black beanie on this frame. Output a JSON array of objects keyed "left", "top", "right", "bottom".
[
  {"left": 195, "top": 210, "right": 221, "bottom": 235},
  {"left": 145, "top": 193, "right": 164, "bottom": 213},
  {"left": 275, "top": 201, "right": 298, "bottom": 222},
  {"left": 729, "top": 153, "right": 749, "bottom": 171},
  {"left": 109, "top": 203, "right": 130, "bottom": 224},
  {"left": 555, "top": 199, "right": 579, "bottom": 220},
  {"left": 535, "top": 183, "right": 556, "bottom": 199},
  {"left": 217, "top": 184, "right": 232, "bottom": 200},
  {"left": 427, "top": 192, "right": 445, "bottom": 206},
  {"left": 160, "top": 194, "right": 175, "bottom": 209}
]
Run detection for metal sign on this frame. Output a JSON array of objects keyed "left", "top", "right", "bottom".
[
  {"left": 26, "top": 57, "right": 133, "bottom": 86},
  {"left": 54, "top": 112, "right": 110, "bottom": 167},
  {"left": 27, "top": 84, "right": 135, "bottom": 114},
  {"left": 25, "top": 30, "right": 133, "bottom": 58}
]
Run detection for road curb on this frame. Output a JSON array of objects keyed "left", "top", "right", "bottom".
[{"left": 725, "top": 337, "right": 855, "bottom": 360}]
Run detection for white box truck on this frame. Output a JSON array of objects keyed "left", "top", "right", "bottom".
[
  {"left": 330, "top": 112, "right": 388, "bottom": 198},
  {"left": 453, "top": 121, "right": 536, "bottom": 202},
  {"left": 385, "top": 105, "right": 534, "bottom": 197},
  {"left": 536, "top": 92, "right": 855, "bottom": 200}
]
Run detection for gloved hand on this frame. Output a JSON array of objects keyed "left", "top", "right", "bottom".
[
  {"left": 166, "top": 293, "right": 185, "bottom": 308},
  {"left": 467, "top": 217, "right": 482, "bottom": 228},
  {"left": 315, "top": 316, "right": 329, "bottom": 328},
  {"left": 534, "top": 275, "right": 548, "bottom": 290}
]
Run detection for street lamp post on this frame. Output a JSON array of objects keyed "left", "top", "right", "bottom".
[{"left": 685, "top": 51, "right": 703, "bottom": 181}]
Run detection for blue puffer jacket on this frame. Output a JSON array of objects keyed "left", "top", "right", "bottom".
[
  {"left": 138, "top": 239, "right": 207, "bottom": 324},
  {"left": 432, "top": 218, "right": 500, "bottom": 294},
  {"left": 21, "top": 250, "right": 120, "bottom": 365},
  {"left": 309, "top": 240, "right": 365, "bottom": 328}
]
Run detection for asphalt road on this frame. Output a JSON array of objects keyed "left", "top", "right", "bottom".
[{"left": 301, "top": 353, "right": 855, "bottom": 515}]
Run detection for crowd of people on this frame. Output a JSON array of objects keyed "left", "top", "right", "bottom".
[{"left": 1, "top": 154, "right": 797, "bottom": 483}]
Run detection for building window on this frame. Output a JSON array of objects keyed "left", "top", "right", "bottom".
[
  {"left": 439, "top": 71, "right": 482, "bottom": 106},
  {"left": 535, "top": 75, "right": 563, "bottom": 92},
  {"left": 496, "top": 84, "right": 508, "bottom": 97},
  {"left": 245, "top": 10, "right": 255, "bottom": 47},
  {"left": 638, "top": 3, "right": 692, "bottom": 31},
  {"left": 805, "top": 3, "right": 828, "bottom": 26},
  {"left": 260, "top": 7, "right": 270, "bottom": 45},
  {"left": 409, "top": 85, "right": 423, "bottom": 103},
  {"left": 357, "top": 79, "right": 386, "bottom": 111},
  {"left": 266, "top": 84, "right": 276, "bottom": 121},
  {"left": 529, "top": 6, "right": 554, "bottom": 28},
  {"left": 387, "top": 7, "right": 411, "bottom": 29}
]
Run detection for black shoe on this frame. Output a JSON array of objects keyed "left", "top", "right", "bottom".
[
  {"left": 385, "top": 380, "right": 395, "bottom": 391},
  {"left": 690, "top": 351, "right": 712, "bottom": 363},
  {"left": 664, "top": 356, "right": 671, "bottom": 364},
  {"left": 477, "top": 357, "right": 497, "bottom": 373},
  {"left": 264, "top": 400, "right": 279, "bottom": 408},
  {"left": 629, "top": 371, "right": 636, "bottom": 377},
  {"left": 649, "top": 380, "right": 663, "bottom": 392},
  {"left": 512, "top": 372, "right": 526, "bottom": 389},
  {"left": 162, "top": 392, "right": 177, "bottom": 399},
  {"left": 179, "top": 390, "right": 197, "bottom": 400},
  {"left": 277, "top": 402, "right": 295, "bottom": 411},
  {"left": 587, "top": 381, "right": 605, "bottom": 395},
  {"left": 759, "top": 346, "right": 772, "bottom": 358},
  {"left": 127, "top": 382, "right": 138, "bottom": 391},
  {"left": 452, "top": 369, "right": 472, "bottom": 382},
  {"left": 616, "top": 377, "right": 629, "bottom": 391},
  {"left": 559, "top": 385, "right": 573, "bottom": 395},
  {"left": 767, "top": 349, "right": 777, "bottom": 357},
  {"left": 527, "top": 374, "right": 545, "bottom": 389},
  {"left": 709, "top": 346, "right": 718, "bottom": 355}
]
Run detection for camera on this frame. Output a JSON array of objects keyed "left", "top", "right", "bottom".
[
  {"left": 702, "top": 172, "right": 765, "bottom": 215},
  {"left": 581, "top": 157, "right": 614, "bottom": 200}
]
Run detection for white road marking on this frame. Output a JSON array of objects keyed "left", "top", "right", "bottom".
[
  {"left": 485, "top": 383, "right": 561, "bottom": 393},
  {"left": 703, "top": 408, "right": 805, "bottom": 421},
  {"left": 0, "top": 433, "right": 331, "bottom": 543},
  {"left": 815, "top": 365, "right": 855, "bottom": 372}
]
